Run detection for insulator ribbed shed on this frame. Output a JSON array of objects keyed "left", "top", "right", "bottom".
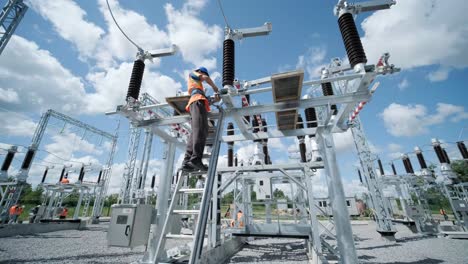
[
  {"left": 338, "top": 12, "right": 367, "bottom": 68},
  {"left": 97, "top": 170, "right": 103, "bottom": 183},
  {"left": 357, "top": 169, "right": 363, "bottom": 183},
  {"left": 402, "top": 156, "right": 414, "bottom": 174},
  {"left": 21, "top": 149, "right": 35, "bottom": 170},
  {"left": 126, "top": 59, "right": 145, "bottom": 101},
  {"left": 457, "top": 141, "right": 468, "bottom": 159},
  {"left": 41, "top": 168, "right": 48, "bottom": 183},
  {"left": 1, "top": 150, "right": 15, "bottom": 172},
  {"left": 297, "top": 115, "right": 307, "bottom": 162},
  {"left": 377, "top": 159, "right": 385, "bottom": 176},
  {"left": 222, "top": 39, "right": 235, "bottom": 87},
  {"left": 321, "top": 82, "right": 337, "bottom": 115},
  {"left": 151, "top": 174, "right": 156, "bottom": 189},
  {"left": 442, "top": 149, "right": 451, "bottom": 164},
  {"left": 391, "top": 162, "right": 397, "bottom": 175},
  {"left": 227, "top": 122, "right": 234, "bottom": 167},
  {"left": 414, "top": 147, "right": 428, "bottom": 169},
  {"left": 304, "top": 108, "right": 318, "bottom": 137},
  {"left": 433, "top": 144, "right": 447, "bottom": 164},
  {"left": 59, "top": 167, "right": 66, "bottom": 182}
]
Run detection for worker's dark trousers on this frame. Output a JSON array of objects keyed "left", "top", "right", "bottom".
[{"left": 183, "top": 100, "right": 208, "bottom": 164}]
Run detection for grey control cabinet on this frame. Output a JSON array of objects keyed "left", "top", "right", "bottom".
[{"left": 107, "top": 204, "right": 154, "bottom": 248}]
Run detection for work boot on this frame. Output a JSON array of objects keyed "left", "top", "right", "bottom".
[
  {"left": 188, "top": 160, "right": 208, "bottom": 171},
  {"left": 182, "top": 162, "right": 195, "bottom": 172}
]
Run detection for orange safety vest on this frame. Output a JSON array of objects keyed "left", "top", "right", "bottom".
[
  {"left": 60, "top": 208, "right": 68, "bottom": 217},
  {"left": 61, "top": 178, "right": 69, "bottom": 184},
  {"left": 9, "top": 205, "right": 17, "bottom": 216},
  {"left": 185, "top": 71, "right": 210, "bottom": 112}
]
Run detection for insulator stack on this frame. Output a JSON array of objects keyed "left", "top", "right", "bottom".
[
  {"left": 442, "top": 149, "right": 451, "bottom": 164},
  {"left": 402, "top": 156, "right": 414, "bottom": 174},
  {"left": 457, "top": 141, "right": 468, "bottom": 159},
  {"left": 78, "top": 166, "right": 85, "bottom": 182},
  {"left": 21, "top": 149, "right": 35, "bottom": 170},
  {"left": 433, "top": 144, "right": 447, "bottom": 164},
  {"left": 1, "top": 149, "right": 16, "bottom": 172},
  {"left": 151, "top": 174, "right": 156, "bottom": 189},
  {"left": 227, "top": 122, "right": 234, "bottom": 167},
  {"left": 97, "top": 170, "right": 103, "bottom": 184},
  {"left": 138, "top": 177, "right": 143, "bottom": 189},
  {"left": 377, "top": 159, "right": 385, "bottom": 176},
  {"left": 304, "top": 107, "right": 318, "bottom": 137},
  {"left": 322, "top": 82, "right": 337, "bottom": 115},
  {"left": 414, "top": 147, "right": 428, "bottom": 169},
  {"left": 262, "top": 119, "right": 271, "bottom": 164},
  {"left": 338, "top": 12, "right": 367, "bottom": 68},
  {"left": 296, "top": 115, "right": 307, "bottom": 162},
  {"left": 59, "top": 167, "right": 66, "bottom": 182},
  {"left": 357, "top": 169, "right": 363, "bottom": 183},
  {"left": 234, "top": 155, "right": 238, "bottom": 167},
  {"left": 126, "top": 59, "right": 145, "bottom": 101},
  {"left": 41, "top": 168, "right": 48, "bottom": 183},
  {"left": 391, "top": 162, "right": 397, "bottom": 175},
  {"left": 222, "top": 39, "right": 235, "bottom": 87}
]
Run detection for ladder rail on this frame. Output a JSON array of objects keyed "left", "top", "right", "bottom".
[
  {"left": 190, "top": 110, "right": 225, "bottom": 264},
  {"left": 154, "top": 170, "right": 186, "bottom": 261}
]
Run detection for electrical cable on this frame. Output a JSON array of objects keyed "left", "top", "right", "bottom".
[
  {"left": 106, "top": 0, "right": 142, "bottom": 51},
  {"left": 216, "top": 0, "right": 230, "bottom": 29}
]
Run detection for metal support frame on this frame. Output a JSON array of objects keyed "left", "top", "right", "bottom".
[
  {"left": 351, "top": 118, "right": 396, "bottom": 237},
  {"left": 0, "top": 0, "right": 28, "bottom": 55}
]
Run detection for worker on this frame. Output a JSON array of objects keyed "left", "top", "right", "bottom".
[
  {"left": 181, "top": 67, "right": 220, "bottom": 172},
  {"left": 440, "top": 208, "right": 448, "bottom": 221},
  {"left": 237, "top": 210, "right": 244, "bottom": 227},
  {"left": 61, "top": 175, "right": 69, "bottom": 184},
  {"left": 59, "top": 207, "right": 68, "bottom": 219},
  {"left": 8, "top": 204, "right": 18, "bottom": 224}
]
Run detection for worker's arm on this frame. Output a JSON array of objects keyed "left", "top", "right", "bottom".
[{"left": 200, "top": 75, "right": 219, "bottom": 93}]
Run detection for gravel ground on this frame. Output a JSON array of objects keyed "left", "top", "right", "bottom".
[
  {"left": 225, "top": 238, "right": 309, "bottom": 264},
  {"left": 0, "top": 224, "right": 144, "bottom": 264},
  {"left": 354, "top": 222, "right": 468, "bottom": 264},
  {"left": 1, "top": 222, "right": 467, "bottom": 264}
]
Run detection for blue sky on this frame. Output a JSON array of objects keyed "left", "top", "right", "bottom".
[{"left": 0, "top": 0, "right": 467, "bottom": 195}]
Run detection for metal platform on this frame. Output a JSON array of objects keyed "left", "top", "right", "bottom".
[{"left": 271, "top": 70, "right": 304, "bottom": 130}]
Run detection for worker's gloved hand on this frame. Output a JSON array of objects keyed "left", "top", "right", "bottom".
[{"left": 214, "top": 93, "right": 221, "bottom": 102}]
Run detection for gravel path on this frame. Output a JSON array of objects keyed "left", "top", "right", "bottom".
[{"left": 1, "top": 222, "right": 468, "bottom": 264}]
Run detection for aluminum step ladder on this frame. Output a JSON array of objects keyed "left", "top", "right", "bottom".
[{"left": 154, "top": 110, "right": 225, "bottom": 264}]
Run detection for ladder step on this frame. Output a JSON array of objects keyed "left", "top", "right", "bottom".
[
  {"left": 179, "top": 188, "right": 204, "bottom": 194},
  {"left": 165, "top": 234, "right": 195, "bottom": 239},
  {"left": 173, "top": 210, "right": 199, "bottom": 215}
]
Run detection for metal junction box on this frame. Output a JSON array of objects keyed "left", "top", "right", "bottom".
[
  {"left": 256, "top": 177, "right": 272, "bottom": 200},
  {"left": 107, "top": 204, "right": 154, "bottom": 248}
]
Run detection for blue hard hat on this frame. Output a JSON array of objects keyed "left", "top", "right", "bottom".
[{"left": 196, "top": 67, "right": 209, "bottom": 76}]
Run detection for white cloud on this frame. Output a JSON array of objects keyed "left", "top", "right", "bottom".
[
  {"left": 427, "top": 67, "right": 450, "bottom": 82},
  {"left": 28, "top": 0, "right": 105, "bottom": 59},
  {"left": 96, "top": 0, "right": 170, "bottom": 68},
  {"left": 164, "top": 1, "right": 222, "bottom": 69},
  {"left": 0, "top": 36, "right": 87, "bottom": 113},
  {"left": 85, "top": 62, "right": 182, "bottom": 113},
  {"left": 332, "top": 130, "right": 355, "bottom": 152},
  {"left": 361, "top": 0, "right": 468, "bottom": 79},
  {"left": 0, "top": 88, "right": 20, "bottom": 103},
  {"left": 380, "top": 102, "right": 468, "bottom": 137},
  {"left": 296, "top": 46, "right": 327, "bottom": 79},
  {"left": 0, "top": 112, "right": 37, "bottom": 137},
  {"left": 397, "top": 78, "right": 409, "bottom": 90},
  {"left": 388, "top": 143, "right": 402, "bottom": 153}
]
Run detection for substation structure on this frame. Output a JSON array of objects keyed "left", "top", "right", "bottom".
[
  {"left": 105, "top": 1, "right": 400, "bottom": 263},
  {"left": 0, "top": 109, "right": 118, "bottom": 224}
]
